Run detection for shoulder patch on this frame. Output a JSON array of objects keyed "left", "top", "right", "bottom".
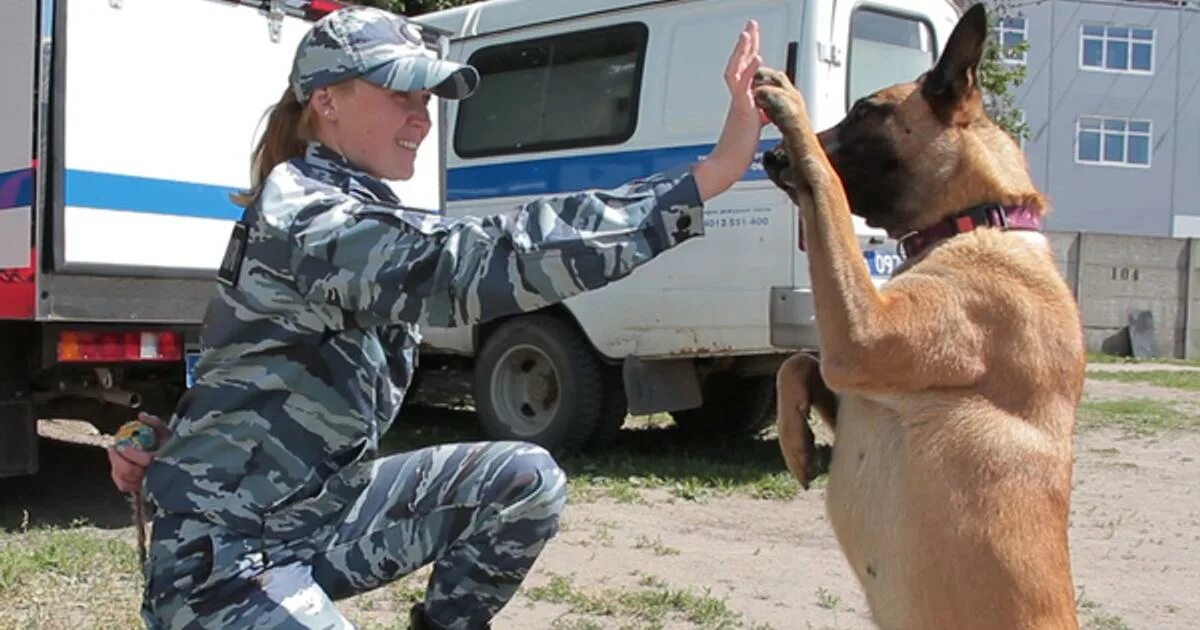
[{"left": 217, "top": 222, "right": 249, "bottom": 287}]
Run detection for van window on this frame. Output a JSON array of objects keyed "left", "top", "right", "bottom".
[
  {"left": 847, "top": 8, "right": 935, "bottom": 110},
  {"left": 454, "top": 23, "right": 648, "bottom": 158}
]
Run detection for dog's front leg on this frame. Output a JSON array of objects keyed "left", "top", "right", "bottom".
[
  {"left": 776, "top": 352, "right": 836, "bottom": 488},
  {"left": 753, "top": 69, "right": 985, "bottom": 394}
]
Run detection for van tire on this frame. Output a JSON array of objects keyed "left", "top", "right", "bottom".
[
  {"left": 670, "top": 372, "right": 777, "bottom": 437},
  {"left": 473, "top": 315, "right": 605, "bottom": 453}
]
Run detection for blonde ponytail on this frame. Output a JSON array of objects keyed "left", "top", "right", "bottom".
[{"left": 232, "top": 86, "right": 314, "bottom": 207}]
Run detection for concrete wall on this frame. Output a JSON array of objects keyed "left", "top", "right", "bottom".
[{"left": 1048, "top": 230, "right": 1200, "bottom": 359}]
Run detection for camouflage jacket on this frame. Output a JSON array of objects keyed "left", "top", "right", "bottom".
[{"left": 143, "top": 142, "right": 705, "bottom": 536}]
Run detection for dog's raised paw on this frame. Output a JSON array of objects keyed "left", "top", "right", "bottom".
[
  {"left": 754, "top": 86, "right": 798, "bottom": 126},
  {"left": 752, "top": 69, "right": 803, "bottom": 126},
  {"left": 752, "top": 67, "right": 790, "bottom": 90}
]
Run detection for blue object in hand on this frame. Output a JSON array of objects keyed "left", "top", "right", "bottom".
[{"left": 114, "top": 420, "right": 158, "bottom": 451}]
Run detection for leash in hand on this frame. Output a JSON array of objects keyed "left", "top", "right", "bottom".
[{"left": 113, "top": 420, "right": 159, "bottom": 566}]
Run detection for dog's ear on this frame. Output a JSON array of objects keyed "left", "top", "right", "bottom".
[{"left": 921, "top": 3, "right": 988, "bottom": 120}]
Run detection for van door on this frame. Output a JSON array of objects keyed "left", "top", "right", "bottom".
[
  {"left": 833, "top": 0, "right": 957, "bottom": 114},
  {"left": 572, "top": 0, "right": 805, "bottom": 358},
  {"left": 432, "top": 0, "right": 806, "bottom": 359},
  {"left": 826, "top": 0, "right": 959, "bottom": 279}
]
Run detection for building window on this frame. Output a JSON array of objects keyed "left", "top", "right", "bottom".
[
  {"left": 1080, "top": 24, "right": 1154, "bottom": 73},
  {"left": 993, "top": 17, "right": 1028, "bottom": 64},
  {"left": 1076, "top": 116, "right": 1152, "bottom": 167},
  {"left": 454, "top": 23, "right": 648, "bottom": 158}
]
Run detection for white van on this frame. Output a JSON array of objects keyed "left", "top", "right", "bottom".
[{"left": 410, "top": 0, "right": 963, "bottom": 450}]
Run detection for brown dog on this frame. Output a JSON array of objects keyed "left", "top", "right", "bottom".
[{"left": 756, "top": 4, "right": 1084, "bottom": 629}]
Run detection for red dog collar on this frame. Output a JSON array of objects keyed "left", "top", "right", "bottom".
[{"left": 897, "top": 204, "right": 1043, "bottom": 259}]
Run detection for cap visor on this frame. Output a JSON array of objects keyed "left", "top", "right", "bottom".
[{"left": 361, "top": 56, "right": 479, "bottom": 100}]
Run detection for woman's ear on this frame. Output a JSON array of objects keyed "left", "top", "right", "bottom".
[{"left": 310, "top": 86, "right": 338, "bottom": 121}]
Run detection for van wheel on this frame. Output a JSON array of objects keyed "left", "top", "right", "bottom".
[
  {"left": 585, "top": 366, "right": 628, "bottom": 451},
  {"left": 473, "top": 315, "right": 605, "bottom": 453},
  {"left": 670, "top": 372, "right": 777, "bottom": 438}
]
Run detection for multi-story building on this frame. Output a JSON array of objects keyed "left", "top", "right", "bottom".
[{"left": 985, "top": 0, "right": 1199, "bottom": 237}]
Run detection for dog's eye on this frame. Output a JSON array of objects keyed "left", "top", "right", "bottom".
[
  {"left": 850, "top": 100, "right": 872, "bottom": 120},
  {"left": 848, "top": 99, "right": 895, "bottom": 123}
]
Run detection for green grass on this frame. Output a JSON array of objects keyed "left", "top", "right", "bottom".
[
  {"left": 1078, "top": 597, "right": 1132, "bottom": 630},
  {"left": 525, "top": 572, "right": 758, "bottom": 629},
  {"left": 1085, "top": 369, "right": 1200, "bottom": 393},
  {"left": 815, "top": 587, "right": 842, "bottom": 610},
  {"left": 1086, "top": 352, "right": 1200, "bottom": 367},
  {"left": 1078, "top": 399, "right": 1198, "bottom": 436},
  {"left": 0, "top": 524, "right": 143, "bottom": 629},
  {"left": 0, "top": 524, "right": 137, "bottom": 593},
  {"left": 633, "top": 534, "right": 680, "bottom": 557},
  {"left": 561, "top": 445, "right": 803, "bottom": 504}
]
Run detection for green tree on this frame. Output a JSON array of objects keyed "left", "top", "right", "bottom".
[{"left": 977, "top": 2, "right": 1031, "bottom": 144}]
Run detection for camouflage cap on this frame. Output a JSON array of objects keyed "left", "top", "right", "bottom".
[{"left": 290, "top": 6, "right": 479, "bottom": 103}]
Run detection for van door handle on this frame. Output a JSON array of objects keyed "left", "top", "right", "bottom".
[{"left": 785, "top": 42, "right": 798, "bottom": 85}]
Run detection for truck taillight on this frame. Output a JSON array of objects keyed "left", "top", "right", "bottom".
[{"left": 58, "top": 331, "right": 183, "bottom": 363}]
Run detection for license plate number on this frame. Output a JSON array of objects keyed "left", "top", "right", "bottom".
[{"left": 863, "top": 250, "right": 903, "bottom": 278}]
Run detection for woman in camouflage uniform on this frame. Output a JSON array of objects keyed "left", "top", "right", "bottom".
[{"left": 108, "top": 5, "right": 768, "bottom": 629}]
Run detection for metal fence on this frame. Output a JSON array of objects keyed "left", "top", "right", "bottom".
[{"left": 1047, "top": 231, "right": 1200, "bottom": 360}]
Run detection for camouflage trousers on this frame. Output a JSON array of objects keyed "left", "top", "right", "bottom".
[{"left": 140, "top": 441, "right": 567, "bottom": 629}]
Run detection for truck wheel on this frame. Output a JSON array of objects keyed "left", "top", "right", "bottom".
[
  {"left": 473, "top": 315, "right": 606, "bottom": 453},
  {"left": 584, "top": 366, "right": 628, "bottom": 451},
  {"left": 670, "top": 372, "right": 777, "bottom": 438}
]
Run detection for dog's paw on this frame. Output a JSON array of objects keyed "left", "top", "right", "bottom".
[
  {"left": 751, "top": 68, "right": 815, "bottom": 132},
  {"left": 752, "top": 67, "right": 791, "bottom": 90},
  {"left": 789, "top": 434, "right": 832, "bottom": 491},
  {"left": 754, "top": 87, "right": 795, "bottom": 125},
  {"left": 803, "top": 444, "right": 832, "bottom": 489}
]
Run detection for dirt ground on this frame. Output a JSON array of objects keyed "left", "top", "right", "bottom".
[
  {"left": 2, "top": 363, "right": 1197, "bottom": 629},
  {"left": 481, "top": 427, "right": 1200, "bottom": 630}
]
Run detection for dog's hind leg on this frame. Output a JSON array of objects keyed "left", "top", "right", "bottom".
[{"left": 776, "top": 352, "right": 837, "bottom": 488}]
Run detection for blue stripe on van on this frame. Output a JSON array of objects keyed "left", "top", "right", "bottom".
[
  {"left": 0, "top": 168, "right": 34, "bottom": 210},
  {"left": 446, "top": 140, "right": 777, "bottom": 201},
  {"left": 64, "top": 169, "right": 243, "bottom": 220},
  {"left": 51, "top": 140, "right": 780, "bottom": 217}
]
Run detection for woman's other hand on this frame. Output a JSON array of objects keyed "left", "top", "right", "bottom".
[{"left": 107, "top": 412, "right": 172, "bottom": 493}]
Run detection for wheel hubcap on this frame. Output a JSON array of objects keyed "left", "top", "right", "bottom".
[{"left": 489, "top": 344, "right": 561, "bottom": 436}]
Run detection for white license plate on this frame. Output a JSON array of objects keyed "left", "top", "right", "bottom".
[{"left": 863, "top": 249, "right": 903, "bottom": 278}]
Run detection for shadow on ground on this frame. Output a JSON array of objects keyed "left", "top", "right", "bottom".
[
  {"left": 0, "top": 439, "right": 136, "bottom": 532},
  {"left": 383, "top": 405, "right": 795, "bottom": 496},
  {"left": 0, "top": 405, "right": 792, "bottom": 534}
]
